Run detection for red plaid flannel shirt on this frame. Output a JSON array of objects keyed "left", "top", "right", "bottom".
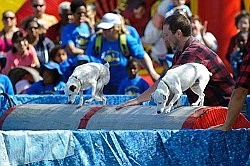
[
  {"left": 236, "top": 52, "right": 250, "bottom": 90},
  {"left": 172, "top": 37, "right": 235, "bottom": 106}
]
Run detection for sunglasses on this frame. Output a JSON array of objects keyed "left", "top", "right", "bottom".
[
  {"left": 28, "top": 26, "right": 39, "bottom": 30},
  {"left": 3, "top": 16, "right": 15, "bottom": 20},
  {"left": 32, "top": 4, "right": 44, "bottom": 8}
]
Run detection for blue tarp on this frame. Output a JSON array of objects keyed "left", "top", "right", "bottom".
[
  {"left": 0, "top": 129, "right": 249, "bottom": 165},
  {"left": 0, "top": 94, "right": 249, "bottom": 165}
]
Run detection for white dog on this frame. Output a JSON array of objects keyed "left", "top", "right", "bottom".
[
  {"left": 151, "top": 63, "right": 212, "bottom": 114},
  {"left": 64, "top": 62, "right": 110, "bottom": 107}
]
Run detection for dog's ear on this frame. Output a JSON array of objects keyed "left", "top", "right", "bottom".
[{"left": 69, "top": 85, "right": 77, "bottom": 92}]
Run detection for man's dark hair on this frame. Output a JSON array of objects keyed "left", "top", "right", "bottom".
[
  {"left": 127, "top": 0, "right": 145, "bottom": 11},
  {"left": 164, "top": 14, "right": 192, "bottom": 37},
  {"left": 70, "top": 0, "right": 86, "bottom": 13}
]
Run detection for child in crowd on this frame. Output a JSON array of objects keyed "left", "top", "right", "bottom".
[
  {"left": 117, "top": 58, "right": 149, "bottom": 95},
  {"left": 226, "top": 10, "right": 249, "bottom": 63},
  {"left": 165, "top": 0, "right": 192, "bottom": 18},
  {"left": 25, "top": 61, "right": 65, "bottom": 94},
  {"left": 2, "top": 30, "right": 40, "bottom": 75},
  {"left": 0, "top": 54, "right": 14, "bottom": 95},
  {"left": 49, "top": 45, "right": 73, "bottom": 82},
  {"left": 230, "top": 31, "right": 249, "bottom": 80}
]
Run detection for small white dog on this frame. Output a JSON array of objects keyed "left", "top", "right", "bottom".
[
  {"left": 151, "top": 63, "right": 212, "bottom": 114},
  {"left": 64, "top": 62, "right": 110, "bottom": 107}
]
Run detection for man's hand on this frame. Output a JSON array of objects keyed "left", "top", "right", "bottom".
[
  {"left": 209, "top": 124, "right": 232, "bottom": 131},
  {"left": 115, "top": 98, "right": 140, "bottom": 110}
]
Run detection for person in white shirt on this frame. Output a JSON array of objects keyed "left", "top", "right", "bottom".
[{"left": 190, "top": 14, "right": 218, "bottom": 52}]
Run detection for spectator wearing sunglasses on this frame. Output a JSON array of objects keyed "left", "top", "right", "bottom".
[
  {"left": 20, "top": 0, "right": 58, "bottom": 34},
  {"left": 24, "top": 18, "right": 55, "bottom": 66},
  {"left": 0, "top": 10, "right": 20, "bottom": 55}
]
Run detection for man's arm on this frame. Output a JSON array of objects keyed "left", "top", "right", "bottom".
[
  {"left": 65, "top": 43, "right": 85, "bottom": 56},
  {"left": 140, "top": 53, "right": 160, "bottom": 82},
  {"left": 116, "top": 79, "right": 160, "bottom": 110},
  {"left": 211, "top": 52, "right": 250, "bottom": 131},
  {"left": 210, "top": 87, "right": 248, "bottom": 131}
]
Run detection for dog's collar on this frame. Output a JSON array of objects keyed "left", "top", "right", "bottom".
[
  {"left": 161, "top": 79, "right": 170, "bottom": 89},
  {"left": 72, "top": 76, "right": 82, "bottom": 86}
]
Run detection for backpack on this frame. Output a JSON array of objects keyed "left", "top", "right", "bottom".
[{"left": 94, "top": 33, "right": 130, "bottom": 58}]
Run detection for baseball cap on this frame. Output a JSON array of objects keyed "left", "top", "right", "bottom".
[
  {"left": 43, "top": 61, "right": 63, "bottom": 75},
  {"left": 97, "top": 13, "right": 121, "bottom": 29},
  {"left": 0, "top": 54, "right": 6, "bottom": 68}
]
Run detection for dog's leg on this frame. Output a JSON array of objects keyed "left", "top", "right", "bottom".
[
  {"left": 99, "top": 89, "right": 106, "bottom": 105},
  {"left": 190, "top": 85, "right": 202, "bottom": 106},
  {"left": 85, "top": 97, "right": 94, "bottom": 104},
  {"left": 199, "top": 93, "right": 205, "bottom": 106},
  {"left": 173, "top": 97, "right": 183, "bottom": 109},
  {"left": 95, "top": 89, "right": 106, "bottom": 104},
  {"left": 190, "top": 81, "right": 207, "bottom": 106},
  {"left": 77, "top": 90, "right": 84, "bottom": 108},
  {"left": 85, "top": 81, "right": 98, "bottom": 104},
  {"left": 164, "top": 93, "right": 182, "bottom": 113},
  {"left": 96, "top": 81, "right": 106, "bottom": 105},
  {"left": 191, "top": 93, "right": 205, "bottom": 106}
]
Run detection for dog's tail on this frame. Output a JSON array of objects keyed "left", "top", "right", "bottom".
[{"left": 104, "top": 62, "right": 110, "bottom": 68}]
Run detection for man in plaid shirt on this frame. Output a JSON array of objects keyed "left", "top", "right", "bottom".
[
  {"left": 116, "top": 14, "right": 235, "bottom": 110},
  {"left": 172, "top": 39, "right": 234, "bottom": 107}
]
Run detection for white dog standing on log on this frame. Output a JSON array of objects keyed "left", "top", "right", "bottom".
[
  {"left": 64, "top": 62, "right": 110, "bottom": 107},
  {"left": 151, "top": 63, "right": 212, "bottom": 114}
]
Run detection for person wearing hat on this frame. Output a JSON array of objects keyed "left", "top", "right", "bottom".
[
  {"left": 85, "top": 12, "right": 160, "bottom": 94},
  {"left": 0, "top": 54, "right": 14, "bottom": 95},
  {"left": 25, "top": 61, "right": 65, "bottom": 94}
]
